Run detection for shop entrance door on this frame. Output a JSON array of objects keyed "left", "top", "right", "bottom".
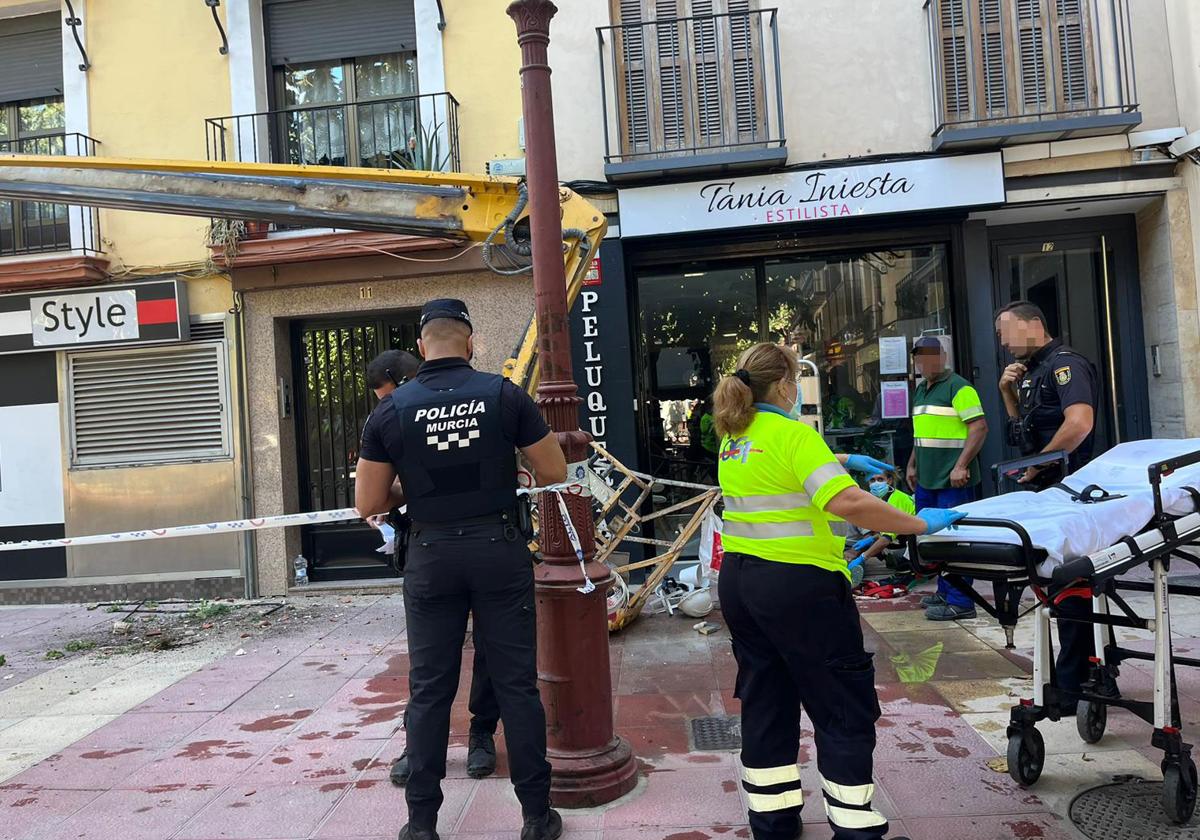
[
  {"left": 994, "top": 235, "right": 1122, "bottom": 457},
  {"left": 292, "top": 314, "right": 420, "bottom": 581}
]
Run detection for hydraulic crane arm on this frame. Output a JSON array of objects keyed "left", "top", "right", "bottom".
[{"left": 0, "top": 155, "right": 606, "bottom": 393}]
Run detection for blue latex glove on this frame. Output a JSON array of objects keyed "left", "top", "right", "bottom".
[
  {"left": 848, "top": 555, "right": 866, "bottom": 569},
  {"left": 845, "top": 454, "right": 897, "bottom": 475},
  {"left": 851, "top": 536, "right": 876, "bottom": 553},
  {"left": 918, "top": 508, "right": 968, "bottom": 535}
]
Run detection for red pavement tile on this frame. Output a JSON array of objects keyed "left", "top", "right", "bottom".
[
  {"left": 873, "top": 714, "right": 998, "bottom": 762},
  {"left": 185, "top": 707, "right": 319, "bottom": 744},
  {"left": 903, "top": 812, "right": 1078, "bottom": 839},
  {"left": 6, "top": 745, "right": 163, "bottom": 790},
  {"left": 132, "top": 677, "right": 261, "bottom": 712},
  {"left": 77, "top": 710, "right": 214, "bottom": 749},
  {"left": 353, "top": 651, "right": 411, "bottom": 680},
  {"left": 312, "top": 777, "right": 475, "bottom": 838},
  {"left": 875, "top": 681, "right": 958, "bottom": 717},
  {"left": 323, "top": 676, "right": 411, "bottom": 711},
  {"left": 621, "top": 638, "right": 713, "bottom": 668},
  {"left": 1, "top": 786, "right": 101, "bottom": 840},
  {"left": 226, "top": 675, "right": 349, "bottom": 710},
  {"left": 245, "top": 737, "right": 390, "bottom": 785},
  {"left": 454, "top": 777, "right": 603, "bottom": 833},
  {"left": 874, "top": 757, "right": 1049, "bottom": 818},
  {"left": 272, "top": 654, "right": 375, "bottom": 681},
  {"left": 36, "top": 786, "right": 222, "bottom": 840},
  {"left": 119, "top": 737, "right": 275, "bottom": 789},
  {"left": 620, "top": 723, "right": 692, "bottom": 759},
  {"left": 615, "top": 691, "right": 722, "bottom": 728},
  {"left": 601, "top": 829, "right": 750, "bottom": 840},
  {"left": 173, "top": 781, "right": 349, "bottom": 839},
  {"left": 602, "top": 767, "right": 746, "bottom": 829}
]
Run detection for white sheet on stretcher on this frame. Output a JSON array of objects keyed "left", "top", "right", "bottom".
[{"left": 918, "top": 439, "right": 1200, "bottom": 575}]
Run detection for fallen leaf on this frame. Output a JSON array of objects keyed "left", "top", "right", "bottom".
[{"left": 986, "top": 757, "right": 1008, "bottom": 773}]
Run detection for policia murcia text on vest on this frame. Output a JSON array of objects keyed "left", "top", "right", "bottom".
[
  {"left": 713, "top": 342, "right": 967, "bottom": 840},
  {"left": 355, "top": 299, "right": 570, "bottom": 840}
]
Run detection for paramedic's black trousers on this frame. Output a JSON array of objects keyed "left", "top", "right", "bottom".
[
  {"left": 402, "top": 518, "right": 550, "bottom": 829},
  {"left": 720, "top": 552, "right": 889, "bottom": 840}
]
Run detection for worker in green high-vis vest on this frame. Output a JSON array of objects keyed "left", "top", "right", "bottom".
[{"left": 904, "top": 337, "right": 989, "bottom": 622}]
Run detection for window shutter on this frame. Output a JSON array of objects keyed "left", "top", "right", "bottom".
[
  {"left": 264, "top": 0, "right": 416, "bottom": 66},
  {"left": 727, "top": 0, "right": 761, "bottom": 140},
  {"left": 1016, "top": 0, "right": 1049, "bottom": 111},
  {"left": 0, "top": 13, "right": 64, "bottom": 104},
  {"left": 939, "top": 0, "right": 970, "bottom": 119},
  {"left": 615, "top": 0, "right": 651, "bottom": 154},
  {"left": 655, "top": 0, "right": 687, "bottom": 149},
  {"left": 690, "top": 0, "right": 720, "bottom": 144},
  {"left": 1053, "top": 0, "right": 1090, "bottom": 107},
  {"left": 979, "top": 0, "right": 1008, "bottom": 114},
  {"left": 68, "top": 345, "right": 230, "bottom": 468}
]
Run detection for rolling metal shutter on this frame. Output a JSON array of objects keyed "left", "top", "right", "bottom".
[
  {"left": 0, "top": 13, "right": 64, "bottom": 103},
  {"left": 68, "top": 344, "right": 231, "bottom": 468},
  {"left": 264, "top": 0, "right": 417, "bottom": 66}
]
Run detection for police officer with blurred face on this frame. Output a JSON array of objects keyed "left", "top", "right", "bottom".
[
  {"left": 995, "top": 299, "right": 1100, "bottom": 712},
  {"left": 355, "top": 299, "right": 568, "bottom": 840},
  {"left": 362, "top": 349, "right": 502, "bottom": 788}
]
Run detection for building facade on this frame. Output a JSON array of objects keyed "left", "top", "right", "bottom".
[
  {"left": 0, "top": 0, "right": 534, "bottom": 600},
  {"left": 548, "top": 0, "right": 1200, "bottom": 525}
]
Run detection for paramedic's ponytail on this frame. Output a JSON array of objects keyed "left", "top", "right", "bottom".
[{"left": 713, "top": 342, "right": 799, "bottom": 439}]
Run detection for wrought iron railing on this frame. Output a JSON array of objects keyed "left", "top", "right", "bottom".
[
  {"left": 205, "top": 91, "right": 461, "bottom": 173},
  {"left": 597, "top": 8, "right": 785, "bottom": 164},
  {"left": 0, "top": 132, "right": 102, "bottom": 258},
  {"left": 926, "top": 0, "right": 1138, "bottom": 139}
]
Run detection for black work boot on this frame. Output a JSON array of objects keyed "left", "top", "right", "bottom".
[
  {"left": 390, "top": 752, "right": 411, "bottom": 787},
  {"left": 466, "top": 731, "right": 497, "bottom": 779},
  {"left": 397, "top": 824, "right": 438, "bottom": 840},
  {"left": 520, "top": 809, "right": 563, "bottom": 840}
]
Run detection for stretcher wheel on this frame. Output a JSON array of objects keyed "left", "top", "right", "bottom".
[
  {"left": 1076, "top": 700, "right": 1107, "bottom": 744},
  {"left": 1162, "top": 760, "right": 1198, "bottom": 825},
  {"left": 1007, "top": 729, "right": 1045, "bottom": 787}
]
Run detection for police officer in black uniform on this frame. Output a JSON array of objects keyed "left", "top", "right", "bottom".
[
  {"left": 361, "top": 349, "right": 502, "bottom": 787},
  {"left": 995, "top": 299, "right": 1101, "bottom": 712},
  {"left": 355, "top": 299, "right": 568, "bottom": 840}
]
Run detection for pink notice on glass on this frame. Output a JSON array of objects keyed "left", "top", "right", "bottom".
[{"left": 880, "top": 381, "right": 910, "bottom": 420}]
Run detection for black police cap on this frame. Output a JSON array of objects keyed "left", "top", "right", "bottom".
[
  {"left": 911, "top": 336, "right": 944, "bottom": 355},
  {"left": 419, "top": 298, "right": 473, "bottom": 333}
]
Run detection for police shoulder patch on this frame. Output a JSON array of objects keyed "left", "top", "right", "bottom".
[{"left": 1054, "top": 366, "right": 1072, "bottom": 386}]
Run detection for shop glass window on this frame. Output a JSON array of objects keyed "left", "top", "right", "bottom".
[
  {"left": 764, "top": 244, "right": 950, "bottom": 466},
  {"left": 275, "top": 52, "right": 419, "bottom": 169}
]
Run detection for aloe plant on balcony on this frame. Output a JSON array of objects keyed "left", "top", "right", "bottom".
[{"left": 390, "top": 120, "right": 451, "bottom": 172}]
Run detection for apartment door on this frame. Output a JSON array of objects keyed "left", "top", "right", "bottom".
[
  {"left": 292, "top": 314, "right": 419, "bottom": 581},
  {"left": 993, "top": 234, "right": 1123, "bottom": 458}
]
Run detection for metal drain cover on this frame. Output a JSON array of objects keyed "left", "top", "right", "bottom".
[
  {"left": 1071, "top": 779, "right": 1199, "bottom": 838},
  {"left": 690, "top": 715, "right": 741, "bottom": 751}
]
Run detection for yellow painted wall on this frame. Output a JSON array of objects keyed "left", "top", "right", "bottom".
[
  {"left": 85, "top": 0, "right": 232, "bottom": 271},
  {"left": 442, "top": 2, "right": 524, "bottom": 174},
  {"left": 187, "top": 275, "right": 234, "bottom": 315}
]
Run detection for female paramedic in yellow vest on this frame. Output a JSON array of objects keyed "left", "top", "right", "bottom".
[{"left": 714, "top": 343, "right": 965, "bottom": 840}]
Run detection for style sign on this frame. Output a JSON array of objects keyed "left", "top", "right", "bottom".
[
  {"left": 619, "top": 152, "right": 1005, "bottom": 238},
  {"left": 31, "top": 290, "right": 139, "bottom": 346}
]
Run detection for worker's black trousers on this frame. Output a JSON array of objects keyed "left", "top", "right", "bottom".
[
  {"left": 1054, "top": 594, "right": 1097, "bottom": 707},
  {"left": 402, "top": 645, "right": 499, "bottom": 742},
  {"left": 402, "top": 517, "right": 550, "bottom": 829},
  {"left": 720, "top": 552, "right": 889, "bottom": 840}
]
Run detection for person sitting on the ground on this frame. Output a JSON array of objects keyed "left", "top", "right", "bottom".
[{"left": 847, "top": 470, "right": 916, "bottom": 588}]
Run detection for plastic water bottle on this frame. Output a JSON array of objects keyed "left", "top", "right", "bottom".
[{"left": 293, "top": 554, "right": 309, "bottom": 587}]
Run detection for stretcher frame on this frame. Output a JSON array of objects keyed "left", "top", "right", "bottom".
[{"left": 910, "top": 448, "right": 1200, "bottom": 824}]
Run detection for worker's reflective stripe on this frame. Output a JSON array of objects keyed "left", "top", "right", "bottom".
[
  {"left": 746, "top": 788, "right": 805, "bottom": 812},
  {"left": 912, "top": 412, "right": 969, "bottom": 440},
  {"left": 959, "top": 405, "right": 985, "bottom": 421},
  {"left": 914, "top": 437, "right": 966, "bottom": 449},
  {"left": 821, "top": 777, "right": 874, "bottom": 806},
  {"left": 742, "top": 763, "right": 802, "bottom": 786},
  {"left": 803, "top": 462, "right": 849, "bottom": 497},
  {"left": 913, "top": 405, "right": 958, "bottom": 416},
  {"left": 724, "top": 493, "right": 813, "bottom": 514},
  {"left": 824, "top": 802, "right": 887, "bottom": 830},
  {"left": 724, "top": 520, "right": 816, "bottom": 540}
]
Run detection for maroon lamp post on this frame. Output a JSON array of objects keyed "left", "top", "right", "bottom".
[{"left": 507, "top": 0, "right": 638, "bottom": 808}]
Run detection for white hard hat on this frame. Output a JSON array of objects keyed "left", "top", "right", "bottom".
[{"left": 678, "top": 588, "right": 714, "bottom": 618}]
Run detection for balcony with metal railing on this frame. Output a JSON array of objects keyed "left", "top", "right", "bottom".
[
  {"left": 204, "top": 91, "right": 461, "bottom": 174},
  {"left": 597, "top": 8, "right": 786, "bottom": 182},
  {"left": 0, "top": 132, "right": 102, "bottom": 258},
  {"left": 926, "top": 0, "right": 1141, "bottom": 149}
]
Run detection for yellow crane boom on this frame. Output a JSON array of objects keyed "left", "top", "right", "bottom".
[{"left": 0, "top": 155, "right": 606, "bottom": 393}]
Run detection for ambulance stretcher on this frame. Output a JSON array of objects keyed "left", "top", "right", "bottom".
[{"left": 909, "top": 440, "right": 1200, "bottom": 824}]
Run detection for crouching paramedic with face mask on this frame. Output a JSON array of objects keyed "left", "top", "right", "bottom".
[{"left": 714, "top": 342, "right": 966, "bottom": 840}]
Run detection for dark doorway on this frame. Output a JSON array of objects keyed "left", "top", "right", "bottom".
[
  {"left": 293, "top": 313, "right": 420, "bottom": 581},
  {"left": 993, "top": 233, "right": 1128, "bottom": 460}
]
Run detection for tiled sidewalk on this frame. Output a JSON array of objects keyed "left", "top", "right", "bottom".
[{"left": 1, "top": 587, "right": 1194, "bottom": 840}]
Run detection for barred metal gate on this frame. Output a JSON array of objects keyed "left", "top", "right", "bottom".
[{"left": 293, "top": 314, "right": 420, "bottom": 581}]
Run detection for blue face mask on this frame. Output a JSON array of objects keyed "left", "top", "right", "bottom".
[{"left": 869, "top": 481, "right": 890, "bottom": 498}]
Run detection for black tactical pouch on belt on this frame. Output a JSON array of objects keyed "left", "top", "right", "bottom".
[
  {"left": 516, "top": 493, "right": 535, "bottom": 541},
  {"left": 389, "top": 509, "right": 412, "bottom": 573}
]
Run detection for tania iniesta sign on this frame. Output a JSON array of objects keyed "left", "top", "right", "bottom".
[{"left": 618, "top": 152, "right": 1005, "bottom": 238}]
